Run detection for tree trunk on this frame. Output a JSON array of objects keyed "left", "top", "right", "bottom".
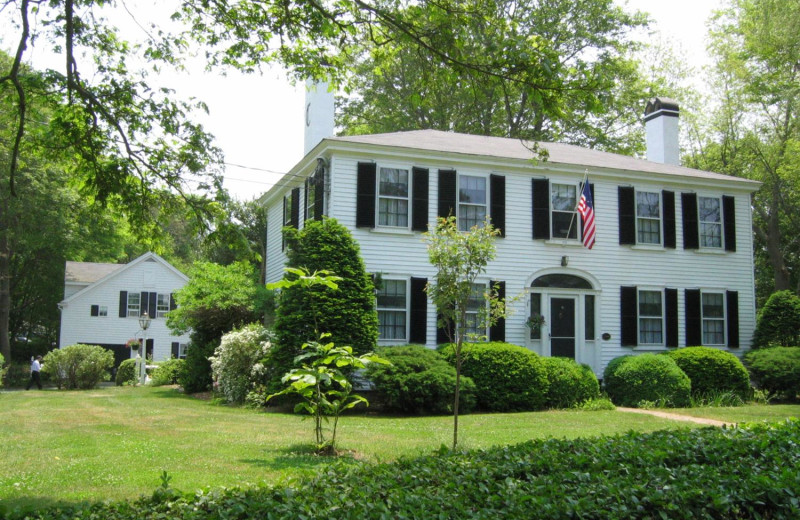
[
  {"left": 765, "top": 203, "right": 791, "bottom": 291},
  {"left": 0, "top": 232, "right": 11, "bottom": 361}
]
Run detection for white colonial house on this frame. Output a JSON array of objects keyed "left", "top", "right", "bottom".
[
  {"left": 262, "top": 93, "right": 760, "bottom": 376},
  {"left": 58, "top": 252, "right": 190, "bottom": 369}
]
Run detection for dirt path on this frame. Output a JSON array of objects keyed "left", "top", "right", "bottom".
[{"left": 616, "top": 407, "right": 734, "bottom": 427}]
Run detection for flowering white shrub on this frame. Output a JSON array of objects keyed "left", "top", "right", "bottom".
[{"left": 209, "top": 323, "right": 273, "bottom": 404}]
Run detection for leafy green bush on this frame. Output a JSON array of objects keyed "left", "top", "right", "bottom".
[
  {"left": 440, "top": 342, "right": 548, "bottom": 412},
  {"left": 745, "top": 347, "right": 800, "bottom": 400},
  {"left": 666, "top": 346, "right": 752, "bottom": 399},
  {"left": 541, "top": 357, "right": 600, "bottom": 409},
  {"left": 11, "top": 420, "right": 800, "bottom": 519},
  {"left": 210, "top": 324, "right": 273, "bottom": 404},
  {"left": 575, "top": 396, "right": 616, "bottom": 411},
  {"left": 367, "top": 344, "right": 476, "bottom": 414},
  {"left": 0, "top": 352, "right": 6, "bottom": 388},
  {"left": 150, "top": 358, "right": 186, "bottom": 386},
  {"left": 178, "top": 340, "right": 217, "bottom": 394},
  {"left": 752, "top": 290, "right": 800, "bottom": 348},
  {"left": 115, "top": 359, "right": 138, "bottom": 386},
  {"left": 42, "top": 344, "right": 114, "bottom": 390},
  {"left": 272, "top": 218, "right": 378, "bottom": 390},
  {"left": 603, "top": 353, "right": 691, "bottom": 408}
]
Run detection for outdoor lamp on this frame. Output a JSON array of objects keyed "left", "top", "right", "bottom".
[
  {"left": 139, "top": 312, "right": 151, "bottom": 331},
  {"left": 138, "top": 312, "right": 151, "bottom": 384}
]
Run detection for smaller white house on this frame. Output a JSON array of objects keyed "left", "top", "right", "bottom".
[{"left": 57, "top": 252, "right": 190, "bottom": 369}]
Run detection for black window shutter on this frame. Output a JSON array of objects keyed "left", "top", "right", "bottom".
[
  {"left": 314, "top": 170, "right": 325, "bottom": 221},
  {"left": 90, "top": 305, "right": 99, "bottom": 317},
  {"left": 618, "top": 186, "right": 636, "bottom": 245},
  {"left": 290, "top": 187, "right": 300, "bottom": 228},
  {"left": 663, "top": 190, "right": 676, "bottom": 249},
  {"left": 620, "top": 286, "right": 638, "bottom": 346},
  {"left": 723, "top": 195, "right": 736, "bottom": 252},
  {"left": 490, "top": 174, "right": 506, "bottom": 237},
  {"left": 119, "top": 291, "right": 128, "bottom": 318},
  {"left": 532, "top": 178, "right": 550, "bottom": 239},
  {"left": 171, "top": 342, "right": 180, "bottom": 358},
  {"left": 665, "top": 288, "right": 678, "bottom": 347},
  {"left": 140, "top": 291, "right": 149, "bottom": 316},
  {"left": 489, "top": 281, "right": 506, "bottom": 342},
  {"left": 681, "top": 193, "right": 699, "bottom": 249},
  {"left": 438, "top": 169, "right": 457, "bottom": 219},
  {"left": 727, "top": 290, "right": 740, "bottom": 348},
  {"left": 170, "top": 293, "right": 177, "bottom": 311},
  {"left": 149, "top": 292, "right": 157, "bottom": 318},
  {"left": 412, "top": 167, "right": 429, "bottom": 232},
  {"left": 146, "top": 338, "right": 154, "bottom": 358},
  {"left": 685, "top": 289, "right": 702, "bottom": 346},
  {"left": 409, "top": 277, "right": 428, "bottom": 344},
  {"left": 356, "top": 162, "right": 377, "bottom": 228}
]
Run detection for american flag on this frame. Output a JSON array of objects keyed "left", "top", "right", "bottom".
[{"left": 577, "top": 180, "right": 596, "bottom": 249}]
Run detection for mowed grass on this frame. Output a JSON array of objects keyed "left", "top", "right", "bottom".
[
  {"left": 0, "top": 386, "right": 793, "bottom": 513},
  {"left": 667, "top": 403, "right": 800, "bottom": 424}
]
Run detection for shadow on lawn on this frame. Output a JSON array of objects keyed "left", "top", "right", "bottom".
[{"left": 239, "top": 444, "right": 363, "bottom": 471}]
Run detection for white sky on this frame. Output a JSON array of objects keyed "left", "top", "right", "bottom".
[{"left": 2, "top": 0, "right": 724, "bottom": 201}]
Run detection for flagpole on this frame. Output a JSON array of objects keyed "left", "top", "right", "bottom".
[{"left": 563, "top": 169, "right": 590, "bottom": 244}]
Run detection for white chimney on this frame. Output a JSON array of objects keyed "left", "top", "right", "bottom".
[
  {"left": 303, "top": 79, "right": 335, "bottom": 155},
  {"left": 644, "top": 97, "right": 680, "bottom": 165}
]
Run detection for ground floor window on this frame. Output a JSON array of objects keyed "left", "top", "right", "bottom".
[{"left": 377, "top": 278, "right": 408, "bottom": 340}]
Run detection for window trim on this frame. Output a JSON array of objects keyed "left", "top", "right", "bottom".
[
  {"left": 156, "top": 293, "right": 171, "bottom": 319},
  {"left": 376, "top": 277, "right": 410, "bottom": 343},
  {"left": 98, "top": 306, "right": 108, "bottom": 317},
  {"left": 376, "top": 165, "right": 412, "bottom": 229},
  {"left": 635, "top": 190, "right": 662, "bottom": 246},
  {"left": 700, "top": 290, "right": 727, "bottom": 346},
  {"left": 457, "top": 173, "right": 489, "bottom": 231},
  {"left": 127, "top": 292, "right": 141, "bottom": 318},
  {"left": 637, "top": 288, "right": 665, "bottom": 346},
  {"left": 550, "top": 182, "right": 580, "bottom": 242},
  {"left": 698, "top": 195, "right": 723, "bottom": 249}
]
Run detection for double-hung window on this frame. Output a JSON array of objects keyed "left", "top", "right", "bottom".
[
  {"left": 636, "top": 191, "right": 661, "bottom": 244},
  {"left": 551, "top": 183, "right": 578, "bottom": 239},
  {"left": 305, "top": 177, "right": 316, "bottom": 220},
  {"left": 464, "top": 283, "right": 487, "bottom": 339},
  {"left": 458, "top": 175, "right": 487, "bottom": 231},
  {"left": 127, "top": 293, "right": 141, "bottom": 318},
  {"left": 283, "top": 194, "right": 294, "bottom": 229},
  {"left": 638, "top": 290, "right": 664, "bottom": 345},
  {"left": 156, "top": 294, "right": 171, "bottom": 318},
  {"left": 377, "top": 279, "right": 408, "bottom": 340},
  {"left": 378, "top": 167, "right": 409, "bottom": 227},
  {"left": 699, "top": 196, "right": 722, "bottom": 248},
  {"left": 701, "top": 292, "right": 725, "bottom": 345}
]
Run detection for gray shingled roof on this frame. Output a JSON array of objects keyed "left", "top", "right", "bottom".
[
  {"left": 65, "top": 261, "right": 125, "bottom": 284},
  {"left": 328, "top": 130, "right": 758, "bottom": 186}
]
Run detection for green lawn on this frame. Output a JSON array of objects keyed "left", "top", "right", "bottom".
[
  {"left": 667, "top": 403, "right": 800, "bottom": 424},
  {"left": 1, "top": 386, "right": 796, "bottom": 514}
]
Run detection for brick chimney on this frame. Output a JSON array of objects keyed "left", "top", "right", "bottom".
[{"left": 644, "top": 97, "right": 680, "bottom": 165}]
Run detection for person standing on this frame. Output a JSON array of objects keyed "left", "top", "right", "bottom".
[{"left": 26, "top": 355, "right": 43, "bottom": 390}]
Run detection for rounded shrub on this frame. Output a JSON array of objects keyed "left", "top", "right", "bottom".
[
  {"left": 367, "top": 344, "right": 476, "bottom": 414},
  {"left": 603, "top": 354, "right": 691, "bottom": 408},
  {"left": 745, "top": 347, "right": 800, "bottom": 400},
  {"left": 666, "top": 347, "right": 751, "bottom": 399},
  {"left": 440, "top": 342, "right": 548, "bottom": 412},
  {"left": 42, "top": 344, "right": 114, "bottom": 390},
  {"left": 0, "top": 352, "right": 6, "bottom": 388},
  {"left": 210, "top": 324, "right": 273, "bottom": 404},
  {"left": 178, "top": 340, "right": 218, "bottom": 393},
  {"left": 150, "top": 358, "right": 186, "bottom": 386},
  {"left": 752, "top": 290, "right": 800, "bottom": 348},
  {"left": 115, "top": 358, "right": 138, "bottom": 386},
  {"left": 542, "top": 357, "right": 600, "bottom": 409}
]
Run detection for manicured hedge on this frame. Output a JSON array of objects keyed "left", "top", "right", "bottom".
[
  {"left": 10, "top": 420, "right": 800, "bottom": 519},
  {"left": 366, "top": 344, "right": 476, "bottom": 414},
  {"left": 603, "top": 353, "right": 691, "bottom": 408},
  {"left": 115, "top": 359, "right": 138, "bottom": 386},
  {"left": 666, "top": 346, "right": 752, "bottom": 399},
  {"left": 541, "top": 357, "right": 600, "bottom": 409},
  {"left": 440, "top": 342, "right": 548, "bottom": 412},
  {"left": 745, "top": 347, "right": 800, "bottom": 399}
]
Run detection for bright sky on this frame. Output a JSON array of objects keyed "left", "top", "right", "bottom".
[{"left": 2, "top": 0, "right": 724, "bottom": 201}]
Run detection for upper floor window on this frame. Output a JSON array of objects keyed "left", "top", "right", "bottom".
[
  {"left": 378, "top": 167, "right": 410, "bottom": 228},
  {"left": 156, "top": 294, "right": 171, "bottom": 318},
  {"left": 636, "top": 191, "right": 661, "bottom": 245},
  {"left": 551, "top": 183, "right": 578, "bottom": 240},
  {"left": 283, "top": 193, "right": 294, "bottom": 229},
  {"left": 638, "top": 290, "right": 663, "bottom": 345},
  {"left": 377, "top": 279, "right": 407, "bottom": 340},
  {"left": 701, "top": 292, "right": 725, "bottom": 345},
  {"left": 305, "top": 177, "right": 316, "bottom": 220},
  {"left": 127, "top": 292, "right": 141, "bottom": 318},
  {"left": 699, "top": 196, "right": 722, "bottom": 248},
  {"left": 458, "top": 175, "right": 487, "bottom": 231}
]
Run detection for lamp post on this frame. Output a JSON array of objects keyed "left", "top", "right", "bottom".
[{"left": 138, "top": 312, "right": 151, "bottom": 385}]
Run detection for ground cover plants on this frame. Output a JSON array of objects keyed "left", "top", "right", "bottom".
[{"left": 7, "top": 415, "right": 800, "bottom": 519}]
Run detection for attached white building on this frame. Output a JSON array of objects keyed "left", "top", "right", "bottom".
[
  {"left": 58, "top": 252, "right": 190, "bottom": 368},
  {"left": 262, "top": 95, "right": 761, "bottom": 376}
]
